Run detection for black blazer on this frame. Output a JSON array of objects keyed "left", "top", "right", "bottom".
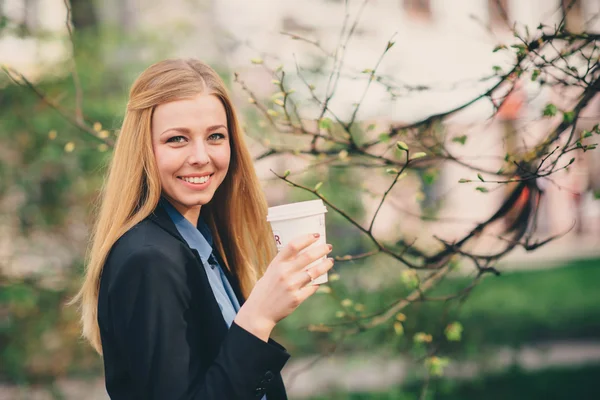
[{"left": 97, "top": 200, "right": 290, "bottom": 399}]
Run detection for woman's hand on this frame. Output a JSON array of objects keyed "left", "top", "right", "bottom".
[{"left": 234, "top": 233, "right": 333, "bottom": 342}]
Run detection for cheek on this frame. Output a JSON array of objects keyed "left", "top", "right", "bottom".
[
  {"left": 215, "top": 145, "right": 231, "bottom": 170},
  {"left": 154, "top": 147, "right": 178, "bottom": 177}
]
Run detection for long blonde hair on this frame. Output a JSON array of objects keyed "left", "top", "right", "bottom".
[{"left": 70, "top": 59, "right": 276, "bottom": 355}]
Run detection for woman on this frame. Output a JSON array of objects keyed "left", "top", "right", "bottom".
[{"left": 71, "top": 59, "right": 334, "bottom": 399}]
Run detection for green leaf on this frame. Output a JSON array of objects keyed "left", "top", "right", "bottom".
[
  {"left": 341, "top": 299, "right": 353, "bottom": 307},
  {"left": 386, "top": 41, "right": 395, "bottom": 50},
  {"left": 511, "top": 44, "right": 527, "bottom": 56},
  {"left": 386, "top": 168, "right": 399, "bottom": 175},
  {"left": 379, "top": 133, "right": 390, "bottom": 143},
  {"left": 582, "top": 130, "right": 592, "bottom": 138},
  {"left": 250, "top": 57, "right": 263, "bottom": 64},
  {"left": 423, "top": 170, "right": 438, "bottom": 185},
  {"left": 531, "top": 69, "right": 540, "bottom": 81},
  {"left": 413, "top": 332, "right": 432, "bottom": 343},
  {"left": 283, "top": 170, "right": 291, "bottom": 178},
  {"left": 563, "top": 111, "right": 575, "bottom": 124},
  {"left": 362, "top": 68, "right": 374, "bottom": 74},
  {"left": 496, "top": 167, "right": 505, "bottom": 174},
  {"left": 452, "top": 135, "right": 467, "bottom": 145},
  {"left": 273, "top": 99, "right": 285, "bottom": 107},
  {"left": 477, "top": 173, "right": 484, "bottom": 182},
  {"left": 492, "top": 65, "right": 502, "bottom": 74},
  {"left": 594, "top": 190, "right": 600, "bottom": 199},
  {"left": 492, "top": 44, "right": 507, "bottom": 52},
  {"left": 271, "top": 79, "right": 281, "bottom": 85},
  {"left": 396, "top": 141, "right": 409, "bottom": 151},
  {"left": 543, "top": 103, "right": 557, "bottom": 117},
  {"left": 314, "top": 182, "right": 323, "bottom": 191},
  {"left": 401, "top": 270, "right": 419, "bottom": 289},
  {"left": 318, "top": 118, "right": 333, "bottom": 130},
  {"left": 367, "top": 123, "right": 376, "bottom": 131},
  {"left": 593, "top": 124, "right": 599, "bottom": 134},
  {"left": 0, "top": 16, "right": 8, "bottom": 31},
  {"left": 445, "top": 322, "right": 463, "bottom": 342},
  {"left": 504, "top": 153, "right": 510, "bottom": 162},
  {"left": 410, "top": 152, "right": 427, "bottom": 160},
  {"left": 458, "top": 178, "right": 470, "bottom": 183},
  {"left": 393, "top": 322, "right": 404, "bottom": 336},
  {"left": 475, "top": 186, "right": 489, "bottom": 193},
  {"left": 426, "top": 356, "right": 449, "bottom": 377}
]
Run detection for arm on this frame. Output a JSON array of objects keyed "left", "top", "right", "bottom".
[{"left": 107, "top": 246, "right": 289, "bottom": 400}]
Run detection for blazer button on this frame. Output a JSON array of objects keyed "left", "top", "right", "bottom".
[
  {"left": 264, "top": 370, "right": 274, "bottom": 382},
  {"left": 254, "top": 387, "right": 264, "bottom": 398}
]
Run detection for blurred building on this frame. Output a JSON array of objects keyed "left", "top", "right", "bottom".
[{"left": 2, "top": 0, "right": 600, "bottom": 264}]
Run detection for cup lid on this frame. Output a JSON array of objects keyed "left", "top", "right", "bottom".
[{"left": 267, "top": 199, "right": 328, "bottom": 222}]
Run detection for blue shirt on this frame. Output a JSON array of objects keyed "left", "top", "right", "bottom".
[{"left": 163, "top": 202, "right": 240, "bottom": 327}]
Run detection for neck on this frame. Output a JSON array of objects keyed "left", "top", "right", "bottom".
[
  {"left": 164, "top": 197, "right": 201, "bottom": 226},
  {"left": 181, "top": 208, "right": 201, "bottom": 226}
]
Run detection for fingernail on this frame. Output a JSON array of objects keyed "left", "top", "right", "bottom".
[
  {"left": 328, "top": 257, "right": 334, "bottom": 263},
  {"left": 328, "top": 244, "right": 332, "bottom": 251},
  {"left": 313, "top": 233, "right": 320, "bottom": 238}
]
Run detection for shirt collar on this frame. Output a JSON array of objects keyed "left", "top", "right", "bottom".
[{"left": 162, "top": 200, "right": 213, "bottom": 264}]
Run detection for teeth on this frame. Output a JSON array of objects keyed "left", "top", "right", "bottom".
[{"left": 182, "top": 175, "right": 210, "bottom": 184}]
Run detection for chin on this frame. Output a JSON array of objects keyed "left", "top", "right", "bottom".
[{"left": 180, "top": 195, "right": 212, "bottom": 207}]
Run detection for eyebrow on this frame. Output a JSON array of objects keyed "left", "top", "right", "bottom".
[{"left": 160, "top": 125, "right": 228, "bottom": 136}]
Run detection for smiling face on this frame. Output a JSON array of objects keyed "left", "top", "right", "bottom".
[{"left": 151, "top": 92, "right": 231, "bottom": 225}]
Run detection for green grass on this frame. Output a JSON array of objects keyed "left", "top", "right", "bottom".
[
  {"left": 305, "top": 363, "right": 600, "bottom": 400},
  {"left": 277, "top": 258, "right": 600, "bottom": 356}
]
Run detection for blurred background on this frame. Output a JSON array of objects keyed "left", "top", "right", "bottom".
[{"left": 1, "top": 0, "right": 599, "bottom": 399}]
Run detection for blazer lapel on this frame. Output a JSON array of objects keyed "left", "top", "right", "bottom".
[
  {"left": 148, "top": 197, "right": 247, "bottom": 307},
  {"left": 147, "top": 198, "right": 188, "bottom": 245}
]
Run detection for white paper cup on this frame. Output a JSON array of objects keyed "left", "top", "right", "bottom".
[{"left": 267, "top": 199, "right": 328, "bottom": 284}]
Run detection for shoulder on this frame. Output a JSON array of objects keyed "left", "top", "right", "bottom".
[
  {"left": 102, "top": 221, "right": 191, "bottom": 293},
  {"left": 109, "top": 218, "right": 189, "bottom": 264}
]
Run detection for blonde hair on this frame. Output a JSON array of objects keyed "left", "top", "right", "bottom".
[{"left": 70, "top": 59, "right": 276, "bottom": 355}]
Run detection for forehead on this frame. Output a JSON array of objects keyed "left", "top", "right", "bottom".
[{"left": 152, "top": 93, "right": 227, "bottom": 132}]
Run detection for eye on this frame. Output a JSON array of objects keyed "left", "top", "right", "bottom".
[
  {"left": 208, "top": 133, "right": 226, "bottom": 141},
  {"left": 166, "top": 135, "right": 187, "bottom": 143}
]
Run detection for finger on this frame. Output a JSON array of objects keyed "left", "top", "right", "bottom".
[
  {"left": 306, "top": 257, "right": 335, "bottom": 285},
  {"left": 294, "top": 257, "right": 334, "bottom": 288},
  {"left": 289, "top": 243, "right": 332, "bottom": 271},
  {"left": 278, "top": 233, "right": 322, "bottom": 261},
  {"left": 296, "top": 282, "right": 320, "bottom": 303}
]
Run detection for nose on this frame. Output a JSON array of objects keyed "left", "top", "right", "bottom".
[{"left": 187, "top": 141, "right": 210, "bottom": 165}]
